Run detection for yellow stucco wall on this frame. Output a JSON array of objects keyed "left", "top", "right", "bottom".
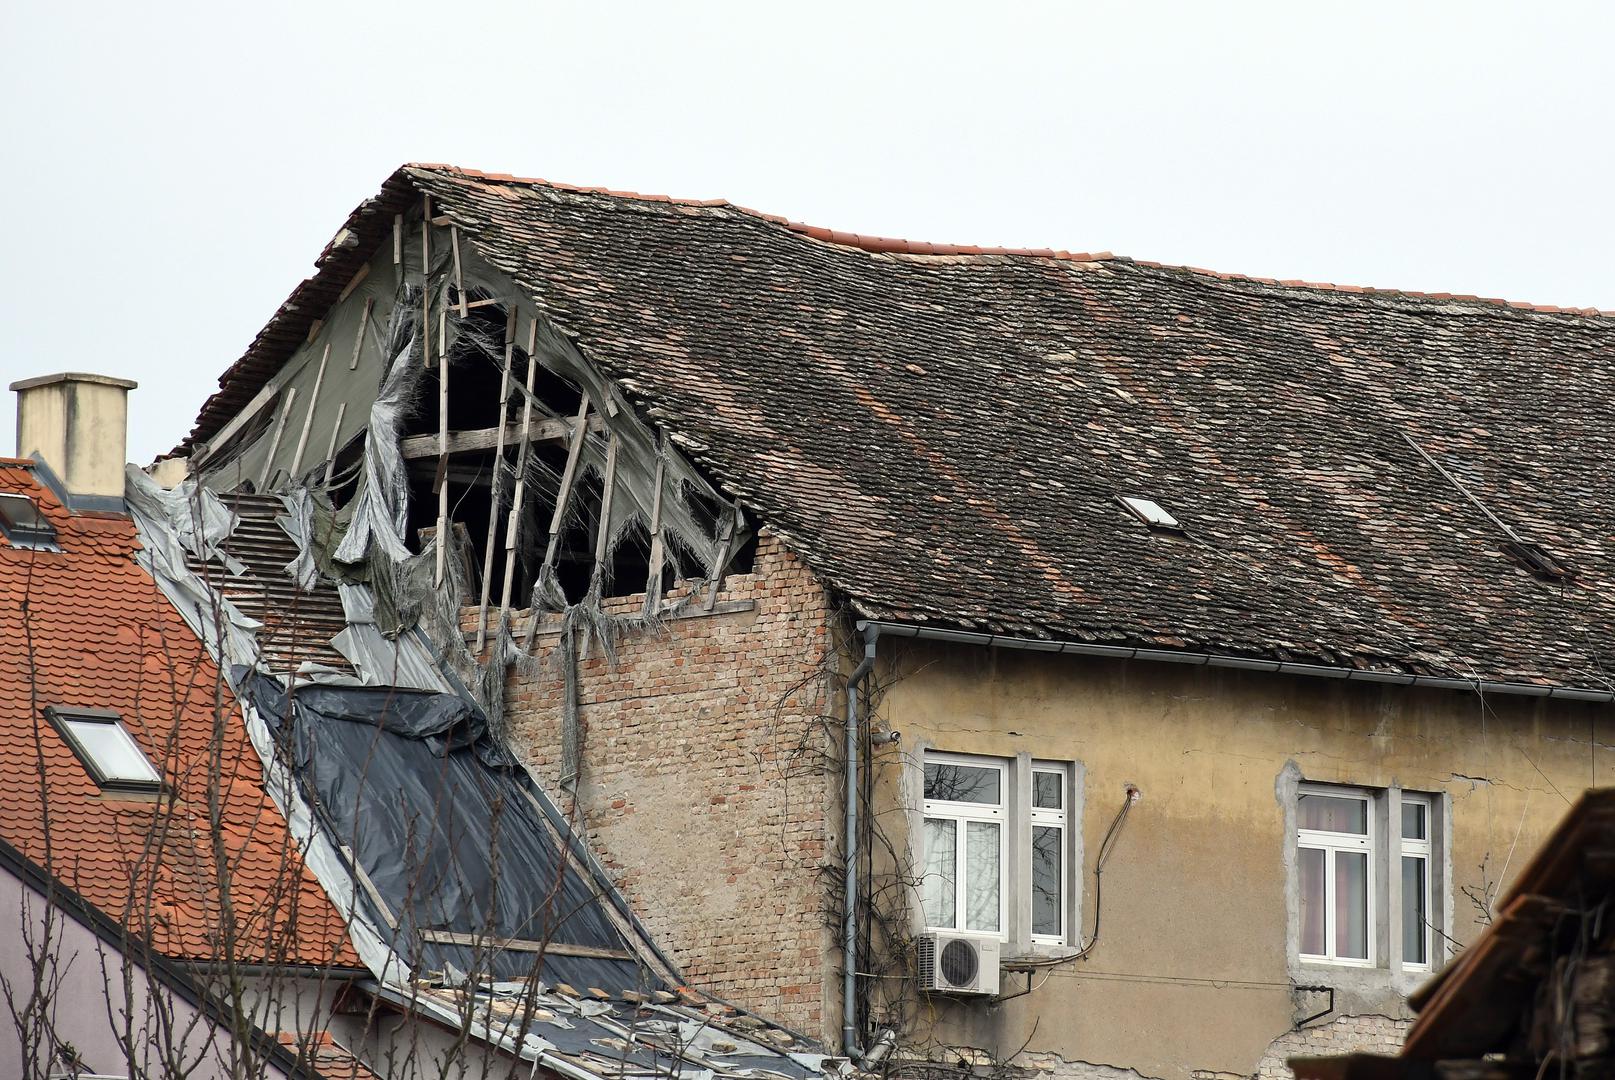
[{"left": 863, "top": 636, "right": 1611, "bottom": 1080}]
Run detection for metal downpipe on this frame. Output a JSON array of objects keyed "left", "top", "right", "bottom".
[{"left": 842, "top": 623, "right": 879, "bottom": 1059}]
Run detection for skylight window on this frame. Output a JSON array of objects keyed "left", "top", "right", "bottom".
[
  {"left": 0, "top": 492, "right": 58, "bottom": 550},
  {"left": 1118, "top": 495, "right": 1182, "bottom": 531},
  {"left": 47, "top": 708, "right": 162, "bottom": 790}
]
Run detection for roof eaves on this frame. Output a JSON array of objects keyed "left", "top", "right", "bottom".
[{"left": 0, "top": 831, "right": 333, "bottom": 1080}]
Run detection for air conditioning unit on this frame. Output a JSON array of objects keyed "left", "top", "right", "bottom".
[{"left": 917, "top": 932, "right": 1001, "bottom": 996}]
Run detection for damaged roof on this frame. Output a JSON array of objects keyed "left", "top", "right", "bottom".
[
  {"left": 188, "top": 164, "right": 1615, "bottom": 688},
  {"left": 0, "top": 460, "right": 359, "bottom": 968}
]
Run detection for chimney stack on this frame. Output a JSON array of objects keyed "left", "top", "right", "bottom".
[{"left": 10, "top": 372, "right": 138, "bottom": 507}]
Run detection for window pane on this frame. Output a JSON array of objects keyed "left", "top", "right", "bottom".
[
  {"left": 1403, "top": 856, "right": 1428, "bottom": 965},
  {"left": 922, "top": 819, "right": 957, "bottom": 928},
  {"left": 1402, "top": 801, "right": 1427, "bottom": 841},
  {"left": 1033, "top": 771, "right": 1063, "bottom": 810},
  {"left": 1032, "top": 825, "right": 1063, "bottom": 938},
  {"left": 1299, "top": 793, "right": 1367, "bottom": 834},
  {"left": 63, "top": 719, "right": 161, "bottom": 784},
  {"left": 1299, "top": 846, "right": 1326, "bottom": 955},
  {"left": 1335, "top": 850, "right": 1369, "bottom": 959},
  {"left": 925, "top": 762, "right": 1000, "bottom": 805},
  {"left": 964, "top": 821, "right": 1001, "bottom": 932}
]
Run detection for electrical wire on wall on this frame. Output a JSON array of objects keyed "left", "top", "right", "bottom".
[{"left": 1019, "top": 783, "right": 1141, "bottom": 972}]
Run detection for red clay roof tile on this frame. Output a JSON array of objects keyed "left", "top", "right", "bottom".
[{"left": 0, "top": 463, "right": 359, "bottom": 968}]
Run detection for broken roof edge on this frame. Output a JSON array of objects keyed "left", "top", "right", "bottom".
[{"left": 181, "top": 161, "right": 1615, "bottom": 455}]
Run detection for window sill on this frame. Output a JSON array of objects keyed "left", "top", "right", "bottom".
[
  {"left": 1003, "top": 944, "right": 1082, "bottom": 968},
  {"left": 1299, "top": 956, "right": 1376, "bottom": 969}
]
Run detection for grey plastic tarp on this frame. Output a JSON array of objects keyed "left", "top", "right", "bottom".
[{"left": 238, "top": 670, "right": 659, "bottom": 991}]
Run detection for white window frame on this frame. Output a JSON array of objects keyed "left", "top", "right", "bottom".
[
  {"left": 1029, "top": 762, "right": 1068, "bottom": 945},
  {"left": 47, "top": 706, "right": 163, "bottom": 791},
  {"left": 1297, "top": 784, "right": 1375, "bottom": 968},
  {"left": 921, "top": 752, "right": 1008, "bottom": 940},
  {"left": 1400, "top": 794, "right": 1434, "bottom": 972}
]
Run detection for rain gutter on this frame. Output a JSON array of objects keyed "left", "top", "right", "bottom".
[{"left": 856, "top": 620, "right": 1614, "bottom": 702}]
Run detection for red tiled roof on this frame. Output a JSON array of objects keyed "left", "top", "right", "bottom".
[
  {"left": 0, "top": 462, "right": 360, "bottom": 968},
  {"left": 276, "top": 1031, "right": 383, "bottom": 1080}
]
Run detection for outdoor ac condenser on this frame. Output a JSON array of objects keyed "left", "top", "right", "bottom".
[{"left": 916, "top": 931, "right": 1001, "bottom": 996}]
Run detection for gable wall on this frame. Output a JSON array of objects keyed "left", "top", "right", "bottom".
[{"left": 499, "top": 531, "right": 841, "bottom": 1040}]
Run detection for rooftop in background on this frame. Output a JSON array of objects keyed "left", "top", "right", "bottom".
[
  {"left": 0, "top": 458, "right": 359, "bottom": 968},
  {"left": 185, "top": 164, "right": 1615, "bottom": 691}
]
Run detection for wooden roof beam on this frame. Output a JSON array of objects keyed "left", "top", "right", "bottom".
[{"left": 398, "top": 414, "right": 604, "bottom": 459}]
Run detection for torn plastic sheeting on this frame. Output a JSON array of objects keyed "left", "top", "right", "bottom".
[
  {"left": 237, "top": 670, "right": 657, "bottom": 990},
  {"left": 333, "top": 285, "right": 425, "bottom": 566},
  {"left": 277, "top": 487, "right": 321, "bottom": 590},
  {"left": 332, "top": 582, "right": 449, "bottom": 692},
  {"left": 125, "top": 466, "right": 262, "bottom": 664},
  {"left": 125, "top": 465, "right": 247, "bottom": 575},
  {"left": 123, "top": 477, "right": 405, "bottom": 983}
]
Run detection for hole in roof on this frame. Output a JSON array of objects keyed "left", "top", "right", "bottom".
[
  {"left": 48, "top": 708, "right": 163, "bottom": 791},
  {"left": 1118, "top": 495, "right": 1182, "bottom": 532},
  {"left": 0, "top": 492, "right": 58, "bottom": 550}
]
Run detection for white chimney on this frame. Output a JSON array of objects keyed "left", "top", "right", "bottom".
[{"left": 11, "top": 372, "right": 138, "bottom": 504}]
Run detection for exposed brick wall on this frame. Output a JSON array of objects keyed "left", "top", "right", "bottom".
[
  {"left": 1252, "top": 1015, "right": 1410, "bottom": 1080},
  {"left": 498, "top": 532, "right": 839, "bottom": 1039}
]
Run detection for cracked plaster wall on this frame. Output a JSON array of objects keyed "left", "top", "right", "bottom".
[{"left": 868, "top": 636, "right": 1610, "bottom": 1080}]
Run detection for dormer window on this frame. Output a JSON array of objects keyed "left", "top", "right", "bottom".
[
  {"left": 47, "top": 707, "right": 162, "bottom": 791},
  {"left": 0, "top": 492, "right": 58, "bottom": 550}
]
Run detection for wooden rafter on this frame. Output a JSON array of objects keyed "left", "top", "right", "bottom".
[{"left": 475, "top": 307, "right": 519, "bottom": 653}]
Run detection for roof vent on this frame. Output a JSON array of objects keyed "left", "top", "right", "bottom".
[
  {"left": 0, "top": 492, "right": 58, "bottom": 550},
  {"left": 1403, "top": 434, "right": 1573, "bottom": 586},
  {"left": 1118, "top": 495, "right": 1182, "bottom": 532},
  {"left": 1502, "top": 540, "right": 1574, "bottom": 583}
]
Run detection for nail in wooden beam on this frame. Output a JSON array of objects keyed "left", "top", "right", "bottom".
[
  {"left": 257, "top": 387, "right": 298, "bottom": 491},
  {"left": 642, "top": 444, "right": 666, "bottom": 618},
  {"left": 497, "top": 319, "right": 543, "bottom": 625},
  {"left": 288, "top": 343, "right": 330, "bottom": 479},
  {"left": 348, "top": 296, "right": 374, "bottom": 371},
  {"left": 434, "top": 320, "right": 450, "bottom": 588},
  {"left": 475, "top": 307, "right": 520, "bottom": 653},
  {"left": 393, "top": 214, "right": 403, "bottom": 265},
  {"left": 542, "top": 395, "right": 594, "bottom": 571},
  {"left": 593, "top": 433, "right": 618, "bottom": 570},
  {"left": 450, "top": 226, "right": 468, "bottom": 318},
  {"left": 322, "top": 401, "right": 348, "bottom": 487}
]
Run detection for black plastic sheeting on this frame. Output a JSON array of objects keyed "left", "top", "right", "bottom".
[{"left": 239, "top": 670, "right": 662, "bottom": 990}]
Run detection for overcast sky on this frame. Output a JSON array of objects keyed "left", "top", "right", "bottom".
[{"left": 2, "top": 2, "right": 1611, "bottom": 465}]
